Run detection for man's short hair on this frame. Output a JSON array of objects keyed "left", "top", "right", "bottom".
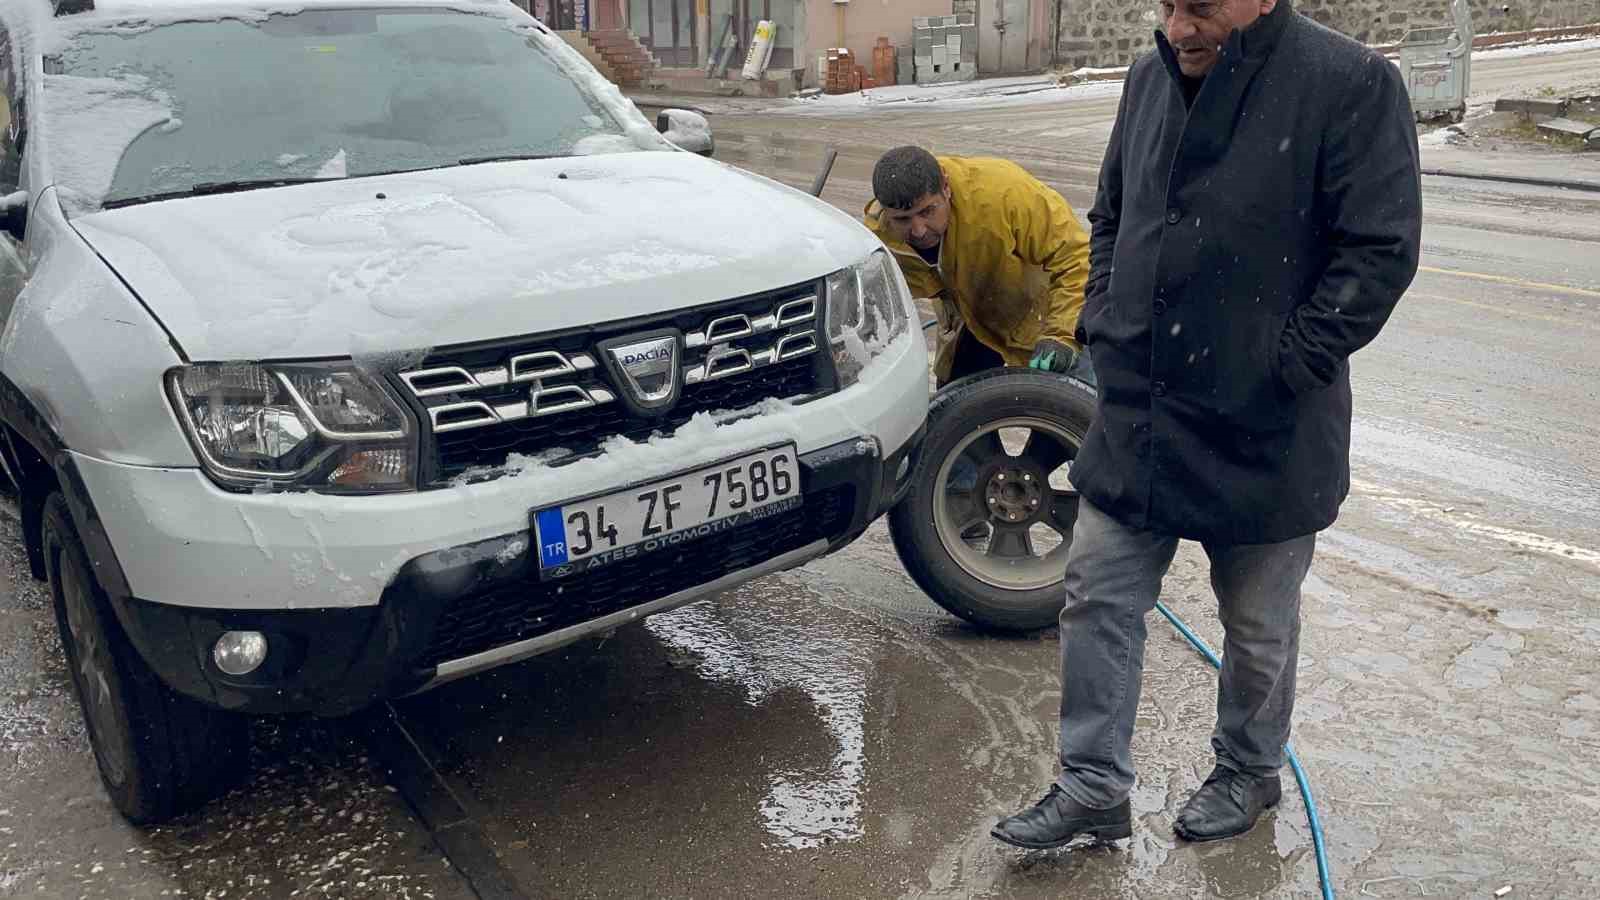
[{"left": 873, "top": 146, "right": 944, "bottom": 211}]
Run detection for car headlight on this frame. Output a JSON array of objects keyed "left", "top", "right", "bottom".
[
  {"left": 826, "top": 250, "right": 913, "bottom": 386},
  {"left": 167, "top": 363, "right": 416, "bottom": 493}
]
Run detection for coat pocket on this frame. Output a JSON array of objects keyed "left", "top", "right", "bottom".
[{"left": 1211, "top": 311, "right": 1295, "bottom": 433}]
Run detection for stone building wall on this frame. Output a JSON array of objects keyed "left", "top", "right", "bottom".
[{"left": 1053, "top": 0, "right": 1600, "bottom": 70}]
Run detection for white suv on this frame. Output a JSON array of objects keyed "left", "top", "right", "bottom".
[{"left": 0, "top": 0, "right": 926, "bottom": 822}]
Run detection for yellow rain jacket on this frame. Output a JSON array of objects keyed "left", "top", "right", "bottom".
[{"left": 864, "top": 156, "right": 1090, "bottom": 383}]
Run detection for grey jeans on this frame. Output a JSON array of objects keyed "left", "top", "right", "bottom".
[{"left": 1055, "top": 500, "right": 1315, "bottom": 809}]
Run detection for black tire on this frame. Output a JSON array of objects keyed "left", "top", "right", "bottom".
[
  {"left": 888, "top": 368, "right": 1096, "bottom": 631},
  {"left": 42, "top": 493, "right": 249, "bottom": 824}
]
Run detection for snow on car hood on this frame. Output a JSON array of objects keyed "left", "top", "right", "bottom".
[{"left": 71, "top": 152, "right": 877, "bottom": 361}]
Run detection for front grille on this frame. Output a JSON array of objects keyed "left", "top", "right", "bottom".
[
  {"left": 431, "top": 356, "right": 817, "bottom": 482},
  {"left": 394, "top": 282, "right": 832, "bottom": 485},
  {"left": 418, "top": 485, "right": 853, "bottom": 669}
]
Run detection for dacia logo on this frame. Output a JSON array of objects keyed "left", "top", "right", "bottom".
[
  {"left": 619, "top": 346, "right": 672, "bottom": 366},
  {"left": 605, "top": 333, "right": 679, "bottom": 410}
]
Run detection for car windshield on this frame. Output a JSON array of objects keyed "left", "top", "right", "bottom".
[{"left": 44, "top": 6, "right": 661, "bottom": 213}]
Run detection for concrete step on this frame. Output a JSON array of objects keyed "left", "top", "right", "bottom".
[
  {"left": 597, "top": 47, "right": 651, "bottom": 63},
  {"left": 589, "top": 35, "right": 644, "bottom": 49},
  {"left": 552, "top": 29, "right": 659, "bottom": 88},
  {"left": 602, "top": 60, "right": 652, "bottom": 76},
  {"left": 553, "top": 30, "right": 619, "bottom": 83}
]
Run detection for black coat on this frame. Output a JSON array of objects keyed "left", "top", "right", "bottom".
[{"left": 1071, "top": 0, "right": 1422, "bottom": 545}]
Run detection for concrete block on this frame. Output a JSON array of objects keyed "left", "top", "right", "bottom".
[
  {"left": 1537, "top": 117, "right": 1599, "bottom": 139},
  {"left": 1494, "top": 96, "right": 1570, "bottom": 117},
  {"left": 947, "top": 34, "right": 962, "bottom": 54},
  {"left": 931, "top": 46, "right": 948, "bottom": 66}
]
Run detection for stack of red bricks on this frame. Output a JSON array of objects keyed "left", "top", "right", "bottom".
[
  {"left": 871, "top": 37, "right": 897, "bottom": 88},
  {"left": 825, "top": 48, "right": 858, "bottom": 94}
]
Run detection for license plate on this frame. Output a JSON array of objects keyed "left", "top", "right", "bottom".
[{"left": 532, "top": 445, "right": 802, "bottom": 580}]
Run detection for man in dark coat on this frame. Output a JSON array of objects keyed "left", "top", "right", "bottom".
[{"left": 992, "top": 0, "right": 1421, "bottom": 849}]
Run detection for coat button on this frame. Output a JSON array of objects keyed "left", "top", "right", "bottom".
[
  {"left": 1166, "top": 208, "right": 1182, "bottom": 225},
  {"left": 1152, "top": 381, "right": 1168, "bottom": 397},
  {"left": 1153, "top": 299, "right": 1168, "bottom": 316}
]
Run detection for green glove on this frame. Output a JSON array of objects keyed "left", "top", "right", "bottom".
[{"left": 1028, "top": 338, "right": 1077, "bottom": 374}]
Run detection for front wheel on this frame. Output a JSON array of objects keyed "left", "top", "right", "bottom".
[
  {"left": 42, "top": 493, "right": 249, "bottom": 824},
  {"left": 888, "top": 369, "right": 1096, "bottom": 631}
]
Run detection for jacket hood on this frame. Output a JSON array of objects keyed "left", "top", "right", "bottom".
[{"left": 72, "top": 152, "right": 878, "bottom": 362}]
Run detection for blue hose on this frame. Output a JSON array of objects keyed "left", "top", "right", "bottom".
[{"left": 1154, "top": 601, "right": 1335, "bottom": 900}]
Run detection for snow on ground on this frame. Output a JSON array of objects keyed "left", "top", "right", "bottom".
[
  {"left": 1419, "top": 125, "right": 1470, "bottom": 148},
  {"left": 759, "top": 31, "right": 1596, "bottom": 119},
  {"left": 776, "top": 77, "right": 1122, "bottom": 117},
  {"left": 1472, "top": 36, "right": 1600, "bottom": 61},
  {"left": 769, "top": 31, "right": 1599, "bottom": 119},
  {"left": 1067, "top": 65, "right": 1130, "bottom": 78}
]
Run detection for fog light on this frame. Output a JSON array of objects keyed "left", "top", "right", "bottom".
[{"left": 213, "top": 631, "right": 268, "bottom": 676}]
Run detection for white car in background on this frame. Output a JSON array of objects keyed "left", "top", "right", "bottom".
[{"left": 0, "top": 0, "right": 926, "bottom": 822}]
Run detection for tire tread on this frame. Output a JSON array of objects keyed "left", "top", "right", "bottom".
[{"left": 42, "top": 493, "right": 247, "bottom": 824}]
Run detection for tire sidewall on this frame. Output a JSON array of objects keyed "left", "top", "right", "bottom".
[
  {"left": 890, "top": 370, "right": 1096, "bottom": 631},
  {"left": 42, "top": 494, "right": 161, "bottom": 822}
]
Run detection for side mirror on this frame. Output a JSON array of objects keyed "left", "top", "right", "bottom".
[
  {"left": 0, "top": 190, "right": 25, "bottom": 242},
  {"left": 656, "top": 109, "right": 714, "bottom": 158}
]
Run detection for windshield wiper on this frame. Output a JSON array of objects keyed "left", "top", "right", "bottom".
[
  {"left": 102, "top": 177, "right": 327, "bottom": 209},
  {"left": 189, "top": 178, "right": 326, "bottom": 196},
  {"left": 458, "top": 153, "right": 566, "bottom": 166}
]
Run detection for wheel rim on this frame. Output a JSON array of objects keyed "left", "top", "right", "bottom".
[
  {"left": 931, "top": 416, "right": 1082, "bottom": 591},
  {"left": 60, "top": 560, "right": 132, "bottom": 788}
]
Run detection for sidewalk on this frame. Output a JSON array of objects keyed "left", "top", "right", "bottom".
[
  {"left": 628, "top": 32, "right": 1600, "bottom": 193},
  {"left": 1421, "top": 140, "right": 1600, "bottom": 192},
  {"left": 631, "top": 29, "right": 1600, "bottom": 117},
  {"left": 626, "top": 73, "right": 1071, "bottom": 117}
]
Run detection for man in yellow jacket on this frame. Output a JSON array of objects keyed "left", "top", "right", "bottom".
[{"left": 864, "top": 146, "right": 1092, "bottom": 386}]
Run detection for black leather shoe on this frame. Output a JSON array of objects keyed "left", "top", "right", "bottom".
[
  {"left": 1174, "top": 766, "right": 1282, "bottom": 843},
  {"left": 991, "top": 785, "right": 1132, "bottom": 850}
]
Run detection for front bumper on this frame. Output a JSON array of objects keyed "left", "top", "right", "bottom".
[
  {"left": 107, "top": 429, "right": 922, "bottom": 715},
  {"left": 77, "top": 324, "right": 926, "bottom": 715}
]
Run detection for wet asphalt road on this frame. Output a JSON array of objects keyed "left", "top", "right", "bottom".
[{"left": 4, "top": 47, "right": 1600, "bottom": 900}]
